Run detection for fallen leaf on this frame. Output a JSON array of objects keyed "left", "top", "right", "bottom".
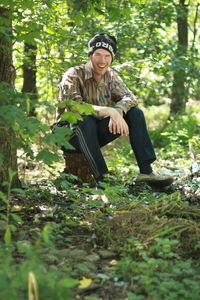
[{"left": 78, "top": 277, "right": 93, "bottom": 289}]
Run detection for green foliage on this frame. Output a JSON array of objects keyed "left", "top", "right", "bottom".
[
  {"left": 0, "top": 174, "right": 78, "bottom": 299},
  {"left": 0, "top": 169, "right": 23, "bottom": 246},
  {"left": 116, "top": 238, "right": 200, "bottom": 300},
  {"left": 58, "top": 99, "right": 94, "bottom": 124},
  {"left": 36, "top": 149, "right": 60, "bottom": 165},
  {"left": 4, "top": 225, "right": 11, "bottom": 246},
  {"left": 0, "top": 83, "right": 93, "bottom": 166},
  {"left": 41, "top": 224, "right": 54, "bottom": 247},
  {"left": 0, "top": 245, "right": 77, "bottom": 300},
  {"left": 154, "top": 112, "right": 200, "bottom": 156},
  {"left": 43, "top": 126, "right": 73, "bottom": 150},
  {"left": 53, "top": 172, "right": 80, "bottom": 190}
]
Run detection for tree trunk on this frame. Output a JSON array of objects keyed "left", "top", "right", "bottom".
[
  {"left": 22, "top": 43, "right": 38, "bottom": 116},
  {"left": 170, "top": 0, "right": 188, "bottom": 114},
  {"left": 0, "top": 7, "right": 20, "bottom": 188}
]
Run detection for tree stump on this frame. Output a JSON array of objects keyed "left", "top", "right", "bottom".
[{"left": 64, "top": 151, "right": 95, "bottom": 184}]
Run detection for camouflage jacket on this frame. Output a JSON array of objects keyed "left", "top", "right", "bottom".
[{"left": 57, "top": 61, "right": 138, "bottom": 121}]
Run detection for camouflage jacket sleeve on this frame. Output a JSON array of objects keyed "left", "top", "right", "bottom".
[
  {"left": 57, "top": 67, "right": 84, "bottom": 120},
  {"left": 110, "top": 71, "right": 138, "bottom": 114}
]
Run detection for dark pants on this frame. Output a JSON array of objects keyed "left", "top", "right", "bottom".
[{"left": 68, "top": 107, "right": 156, "bottom": 181}]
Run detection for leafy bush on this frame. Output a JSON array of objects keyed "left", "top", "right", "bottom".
[
  {"left": 117, "top": 238, "right": 200, "bottom": 300},
  {"left": 0, "top": 83, "right": 93, "bottom": 167},
  {"left": 151, "top": 112, "right": 199, "bottom": 157}
]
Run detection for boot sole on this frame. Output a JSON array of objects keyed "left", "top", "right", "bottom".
[{"left": 136, "top": 177, "right": 173, "bottom": 187}]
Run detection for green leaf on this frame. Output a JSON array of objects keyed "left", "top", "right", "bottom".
[
  {"left": 60, "top": 111, "right": 82, "bottom": 124},
  {"left": 44, "top": 126, "right": 73, "bottom": 150},
  {"left": 57, "top": 101, "right": 67, "bottom": 109},
  {"left": 57, "top": 278, "right": 79, "bottom": 288},
  {"left": 0, "top": 214, "right": 7, "bottom": 221},
  {"left": 45, "top": 28, "right": 56, "bottom": 35},
  {"left": 36, "top": 150, "right": 60, "bottom": 165},
  {"left": 77, "top": 263, "right": 90, "bottom": 273},
  {"left": 66, "top": 100, "right": 94, "bottom": 115},
  {"left": 58, "top": 100, "right": 94, "bottom": 116},
  {"left": 11, "top": 188, "right": 26, "bottom": 195},
  {"left": 0, "top": 191, "right": 8, "bottom": 204},
  {"left": 4, "top": 225, "right": 11, "bottom": 246},
  {"left": 41, "top": 225, "right": 53, "bottom": 247},
  {"left": 8, "top": 168, "right": 16, "bottom": 182},
  {"left": 11, "top": 213, "right": 22, "bottom": 223},
  {"left": 25, "top": 94, "right": 30, "bottom": 115}
]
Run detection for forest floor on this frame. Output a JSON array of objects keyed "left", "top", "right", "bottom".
[
  {"left": 0, "top": 102, "right": 200, "bottom": 300},
  {"left": 1, "top": 141, "right": 200, "bottom": 300}
]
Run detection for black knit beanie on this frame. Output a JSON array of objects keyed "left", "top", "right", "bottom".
[{"left": 88, "top": 33, "right": 117, "bottom": 60}]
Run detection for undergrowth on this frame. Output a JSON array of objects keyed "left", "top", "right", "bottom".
[{"left": 0, "top": 107, "right": 200, "bottom": 299}]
